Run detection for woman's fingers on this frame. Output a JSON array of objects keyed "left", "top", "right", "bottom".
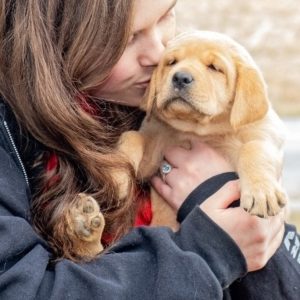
[
  {"left": 246, "top": 216, "right": 284, "bottom": 272},
  {"left": 200, "top": 180, "right": 241, "bottom": 210},
  {"left": 163, "top": 141, "right": 214, "bottom": 168},
  {"left": 151, "top": 176, "right": 173, "bottom": 203},
  {"left": 268, "top": 221, "right": 285, "bottom": 255},
  {"left": 269, "top": 210, "right": 285, "bottom": 234},
  {"left": 163, "top": 145, "right": 190, "bottom": 168}
]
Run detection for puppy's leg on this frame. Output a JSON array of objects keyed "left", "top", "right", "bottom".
[
  {"left": 65, "top": 193, "right": 105, "bottom": 260},
  {"left": 150, "top": 189, "right": 179, "bottom": 231},
  {"left": 113, "top": 130, "right": 145, "bottom": 199},
  {"left": 238, "top": 141, "right": 287, "bottom": 217}
]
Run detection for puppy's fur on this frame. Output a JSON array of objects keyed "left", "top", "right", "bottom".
[{"left": 117, "top": 31, "right": 287, "bottom": 229}]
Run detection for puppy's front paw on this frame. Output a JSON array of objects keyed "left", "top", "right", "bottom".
[
  {"left": 67, "top": 193, "right": 105, "bottom": 257},
  {"left": 241, "top": 182, "right": 287, "bottom": 218}
]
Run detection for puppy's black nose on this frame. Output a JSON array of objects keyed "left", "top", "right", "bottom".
[{"left": 172, "top": 72, "right": 194, "bottom": 90}]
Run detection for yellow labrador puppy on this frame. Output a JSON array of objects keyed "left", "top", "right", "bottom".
[{"left": 117, "top": 30, "right": 287, "bottom": 229}]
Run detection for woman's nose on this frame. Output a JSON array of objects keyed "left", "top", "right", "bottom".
[{"left": 139, "top": 33, "right": 165, "bottom": 67}]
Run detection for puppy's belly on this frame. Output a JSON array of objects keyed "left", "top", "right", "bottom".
[{"left": 150, "top": 189, "right": 179, "bottom": 231}]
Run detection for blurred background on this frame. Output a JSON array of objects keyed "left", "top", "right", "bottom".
[{"left": 175, "top": 0, "right": 300, "bottom": 229}]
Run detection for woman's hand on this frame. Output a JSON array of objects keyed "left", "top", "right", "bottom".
[
  {"left": 151, "top": 140, "right": 284, "bottom": 272},
  {"left": 151, "top": 139, "right": 234, "bottom": 210},
  {"left": 200, "top": 180, "right": 285, "bottom": 272}
]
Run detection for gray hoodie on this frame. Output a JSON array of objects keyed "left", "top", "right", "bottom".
[{"left": 0, "top": 100, "right": 299, "bottom": 299}]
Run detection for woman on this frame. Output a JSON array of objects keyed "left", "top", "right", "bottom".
[{"left": 0, "top": 0, "right": 299, "bottom": 299}]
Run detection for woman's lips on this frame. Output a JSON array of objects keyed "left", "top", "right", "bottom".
[{"left": 135, "top": 80, "right": 151, "bottom": 89}]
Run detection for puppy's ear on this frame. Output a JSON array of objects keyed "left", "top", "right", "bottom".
[
  {"left": 139, "top": 68, "right": 158, "bottom": 120},
  {"left": 230, "top": 61, "right": 269, "bottom": 130}
]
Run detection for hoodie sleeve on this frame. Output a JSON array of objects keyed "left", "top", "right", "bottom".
[
  {"left": 0, "top": 145, "right": 247, "bottom": 300},
  {"left": 228, "top": 223, "right": 300, "bottom": 300}
]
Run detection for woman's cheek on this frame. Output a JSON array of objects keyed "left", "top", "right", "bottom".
[
  {"left": 100, "top": 55, "right": 135, "bottom": 90},
  {"left": 161, "top": 16, "right": 176, "bottom": 46}
]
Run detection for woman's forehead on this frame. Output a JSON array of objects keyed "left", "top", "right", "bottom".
[{"left": 132, "top": 0, "right": 177, "bottom": 33}]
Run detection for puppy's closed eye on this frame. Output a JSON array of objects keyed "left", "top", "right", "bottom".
[
  {"left": 167, "top": 58, "right": 177, "bottom": 66},
  {"left": 207, "top": 63, "right": 224, "bottom": 74}
]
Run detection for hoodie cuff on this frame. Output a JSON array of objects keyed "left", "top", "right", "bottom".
[
  {"left": 177, "top": 172, "right": 239, "bottom": 223},
  {"left": 176, "top": 206, "right": 247, "bottom": 288}
]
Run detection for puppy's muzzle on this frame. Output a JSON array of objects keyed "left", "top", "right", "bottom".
[{"left": 172, "top": 72, "right": 194, "bottom": 90}]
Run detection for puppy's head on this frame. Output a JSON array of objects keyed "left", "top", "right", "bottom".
[{"left": 142, "top": 31, "right": 269, "bottom": 131}]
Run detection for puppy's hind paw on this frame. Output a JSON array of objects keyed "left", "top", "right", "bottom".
[{"left": 67, "top": 193, "right": 105, "bottom": 258}]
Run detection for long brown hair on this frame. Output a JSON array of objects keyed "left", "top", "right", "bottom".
[{"left": 0, "top": 0, "right": 142, "bottom": 259}]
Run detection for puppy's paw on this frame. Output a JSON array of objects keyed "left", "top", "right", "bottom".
[
  {"left": 241, "top": 182, "right": 287, "bottom": 218},
  {"left": 68, "top": 193, "right": 105, "bottom": 255}
]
